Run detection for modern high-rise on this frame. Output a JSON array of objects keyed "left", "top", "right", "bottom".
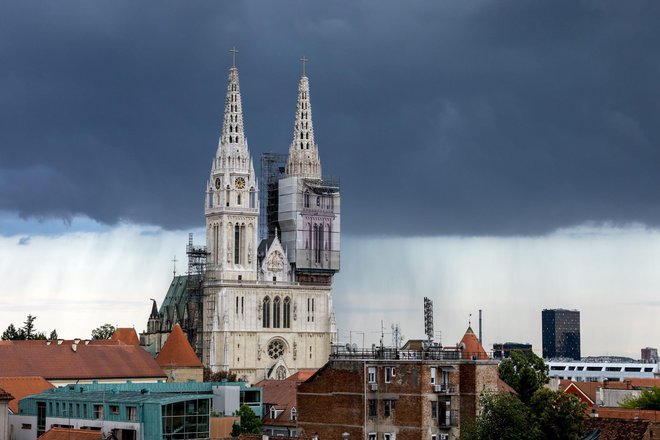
[{"left": 542, "top": 309, "right": 580, "bottom": 360}]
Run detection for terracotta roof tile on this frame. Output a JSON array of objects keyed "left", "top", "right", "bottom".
[
  {"left": 459, "top": 326, "right": 489, "bottom": 360},
  {"left": 560, "top": 380, "right": 599, "bottom": 405},
  {"left": 286, "top": 370, "right": 317, "bottom": 382},
  {"left": 0, "top": 341, "right": 166, "bottom": 381},
  {"left": 255, "top": 379, "right": 298, "bottom": 427},
  {"left": 156, "top": 324, "right": 203, "bottom": 368},
  {"left": 38, "top": 427, "right": 104, "bottom": 440},
  {"left": 0, "top": 376, "right": 54, "bottom": 413},
  {"left": 584, "top": 418, "right": 651, "bottom": 440},
  {"left": 110, "top": 328, "right": 140, "bottom": 346}
]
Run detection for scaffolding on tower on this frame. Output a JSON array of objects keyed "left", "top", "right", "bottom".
[{"left": 259, "top": 152, "right": 288, "bottom": 241}]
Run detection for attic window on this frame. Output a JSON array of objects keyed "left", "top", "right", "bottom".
[{"left": 291, "top": 407, "right": 297, "bottom": 421}]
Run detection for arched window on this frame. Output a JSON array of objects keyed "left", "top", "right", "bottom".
[
  {"left": 237, "top": 194, "right": 241, "bottom": 205},
  {"left": 273, "top": 297, "right": 281, "bottom": 328},
  {"left": 250, "top": 187, "right": 255, "bottom": 208},
  {"left": 304, "top": 191, "right": 310, "bottom": 208},
  {"left": 313, "top": 224, "right": 318, "bottom": 262},
  {"left": 283, "top": 297, "right": 291, "bottom": 328},
  {"left": 234, "top": 224, "right": 241, "bottom": 264},
  {"left": 318, "top": 224, "right": 324, "bottom": 263},
  {"left": 263, "top": 297, "right": 271, "bottom": 328},
  {"left": 226, "top": 186, "right": 230, "bottom": 207}
]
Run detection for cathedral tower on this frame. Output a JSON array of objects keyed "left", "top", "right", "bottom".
[{"left": 205, "top": 57, "right": 259, "bottom": 281}]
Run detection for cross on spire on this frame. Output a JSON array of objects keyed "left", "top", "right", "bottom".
[
  {"left": 230, "top": 47, "right": 239, "bottom": 68},
  {"left": 172, "top": 255, "right": 177, "bottom": 277},
  {"left": 300, "top": 56, "right": 308, "bottom": 76}
]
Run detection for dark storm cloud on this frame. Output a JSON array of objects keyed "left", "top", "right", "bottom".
[{"left": 2, "top": 0, "right": 660, "bottom": 235}]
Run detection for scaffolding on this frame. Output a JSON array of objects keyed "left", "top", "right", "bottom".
[
  {"left": 185, "top": 233, "right": 208, "bottom": 358},
  {"left": 259, "top": 152, "right": 288, "bottom": 241}
]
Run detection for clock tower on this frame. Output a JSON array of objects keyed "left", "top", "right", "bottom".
[{"left": 205, "top": 57, "right": 259, "bottom": 281}]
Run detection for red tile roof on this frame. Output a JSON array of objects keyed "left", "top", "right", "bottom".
[
  {"left": 584, "top": 418, "right": 652, "bottom": 440},
  {"left": 255, "top": 379, "right": 298, "bottom": 427},
  {"left": 156, "top": 324, "right": 203, "bottom": 368},
  {"left": 38, "top": 427, "right": 104, "bottom": 440},
  {"left": 0, "top": 340, "right": 166, "bottom": 381},
  {"left": 0, "top": 376, "right": 54, "bottom": 413},
  {"left": 0, "top": 386, "right": 13, "bottom": 401},
  {"left": 110, "top": 328, "right": 140, "bottom": 346},
  {"left": 458, "top": 326, "right": 489, "bottom": 360},
  {"left": 560, "top": 380, "right": 598, "bottom": 406},
  {"left": 286, "top": 370, "right": 317, "bottom": 382}
]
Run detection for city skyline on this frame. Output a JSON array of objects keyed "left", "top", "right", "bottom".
[{"left": 1, "top": 1, "right": 659, "bottom": 358}]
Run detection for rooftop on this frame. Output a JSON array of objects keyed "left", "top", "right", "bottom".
[{"left": 0, "top": 376, "right": 54, "bottom": 413}]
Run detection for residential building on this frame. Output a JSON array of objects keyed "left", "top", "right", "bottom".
[
  {"left": 297, "top": 327, "right": 499, "bottom": 440},
  {"left": 1, "top": 387, "right": 12, "bottom": 440},
  {"left": 492, "top": 342, "right": 532, "bottom": 359},
  {"left": 155, "top": 324, "right": 204, "bottom": 383},
  {"left": 0, "top": 340, "right": 166, "bottom": 385},
  {"left": 142, "top": 57, "right": 341, "bottom": 384},
  {"left": 542, "top": 308, "right": 580, "bottom": 360},
  {"left": 256, "top": 379, "right": 299, "bottom": 437},
  {"left": 9, "top": 381, "right": 262, "bottom": 440},
  {"left": 641, "top": 347, "right": 658, "bottom": 363},
  {"left": 0, "top": 376, "right": 54, "bottom": 415}
]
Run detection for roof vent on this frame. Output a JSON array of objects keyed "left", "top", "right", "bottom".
[
  {"left": 71, "top": 343, "right": 77, "bottom": 352},
  {"left": 57, "top": 340, "right": 64, "bottom": 345},
  {"left": 74, "top": 338, "right": 81, "bottom": 344},
  {"left": 141, "top": 388, "right": 149, "bottom": 394}
]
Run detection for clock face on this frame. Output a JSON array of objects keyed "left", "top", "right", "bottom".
[
  {"left": 214, "top": 178, "right": 221, "bottom": 190},
  {"left": 235, "top": 177, "right": 246, "bottom": 189}
]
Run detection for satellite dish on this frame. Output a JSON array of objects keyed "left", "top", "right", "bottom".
[
  {"left": 345, "top": 343, "right": 351, "bottom": 351},
  {"left": 352, "top": 343, "right": 358, "bottom": 352}
]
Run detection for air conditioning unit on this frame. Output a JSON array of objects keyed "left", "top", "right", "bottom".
[
  {"left": 434, "top": 385, "right": 448, "bottom": 393},
  {"left": 370, "top": 383, "right": 378, "bottom": 391}
]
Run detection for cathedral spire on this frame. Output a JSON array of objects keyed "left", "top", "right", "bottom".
[
  {"left": 286, "top": 57, "right": 322, "bottom": 180},
  {"left": 219, "top": 50, "right": 248, "bottom": 151}
]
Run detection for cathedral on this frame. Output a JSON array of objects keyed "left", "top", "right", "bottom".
[{"left": 141, "top": 56, "right": 340, "bottom": 384}]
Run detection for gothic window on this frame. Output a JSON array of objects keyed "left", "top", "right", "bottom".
[
  {"left": 276, "top": 365, "right": 287, "bottom": 380},
  {"left": 316, "top": 196, "right": 320, "bottom": 207},
  {"left": 263, "top": 297, "right": 271, "bottom": 328},
  {"left": 304, "top": 191, "right": 310, "bottom": 208},
  {"left": 235, "top": 297, "right": 239, "bottom": 314},
  {"left": 208, "top": 190, "right": 213, "bottom": 209},
  {"left": 317, "top": 224, "right": 324, "bottom": 263},
  {"left": 237, "top": 194, "right": 241, "bottom": 205},
  {"left": 307, "top": 298, "right": 310, "bottom": 322},
  {"left": 234, "top": 224, "right": 241, "bottom": 264},
  {"left": 313, "top": 224, "right": 318, "bottom": 263},
  {"left": 283, "top": 297, "right": 291, "bottom": 328},
  {"left": 300, "top": 142, "right": 303, "bottom": 150},
  {"left": 267, "top": 339, "right": 285, "bottom": 359},
  {"left": 273, "top": 296, "right": 281, "bottom": 328},
  {"left": 250, "top": 188, "right": 255, "bottom": 208},
  {"left": 241, "top": 296, "right": 244, "bottom": 315},
  {"left": 226, "top": 186, "right": 230, "bottom": 207}
]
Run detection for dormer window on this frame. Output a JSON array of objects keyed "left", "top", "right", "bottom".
[{"left": 291, "top": 407, "right": 297, "bottom": 421}]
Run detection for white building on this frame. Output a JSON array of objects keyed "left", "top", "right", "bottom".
[
  {"left": 200, "top": 58, "right": 340, "bottom": 384},
  {"left": 547, "top": 360, "right": 659, "bottom": 382}
]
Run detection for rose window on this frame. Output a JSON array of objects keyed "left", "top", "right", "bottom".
[{"left": 268, "top": 339, "right": 285, "bottom": 360}]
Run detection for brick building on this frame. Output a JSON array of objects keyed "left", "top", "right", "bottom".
[{"left": 297, "top": 327, "right": 499, "bottom": 440}]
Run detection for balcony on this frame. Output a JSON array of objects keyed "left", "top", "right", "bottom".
[
  {"left": 433, "top": 384, "right": 457, "bottom": 394},
  {"left": 439, "top": 410, "right": 459, "bottom": 427}
]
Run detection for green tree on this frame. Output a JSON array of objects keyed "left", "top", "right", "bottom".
[
  {"left": 91, "top": 323, "right": 117, "bottom": 340},
  {"left": 203, "top": 367, "right": 238, "bottom": 382},
  {"left": 620, "top": 387, "right": 660, "bottom": 410},
  {"left": 22, "top": 314, "right": 37, "bottom": 339},
  {"left": 234, "top": 404, "right": 261, "bottom": 434},
  {"left": 475, "top": 391, "right": 538, "bottom": 440},
  {"left": 530, "top": 388, "right": 585, "bottom": 440},
  {"left": 498, "top": 350, "right": 549, "bottom": 403},
  {"left": 230, "top": 421, "right": 241, "bottom": 437},
  {"left": 49, "top": 329, "right": 59, "bottom": 340},
  {"left": 1, "top": 323, "right": 23, "bottom": 340}
]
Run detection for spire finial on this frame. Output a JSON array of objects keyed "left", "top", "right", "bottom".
[
  {"left": 469, "top": 313, "right": 472, "bottom": 328},
  {"left": 300, "top": 56, "right": 308, "bottom": 76},
  {"left": 172, "top": 255, "right": 177, "bottom": 277},
  {"left": 230, "top": 47, "right": 239, "bottom": 68}
]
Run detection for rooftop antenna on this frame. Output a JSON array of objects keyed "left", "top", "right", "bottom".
[
  {"left": 469, "top": 313, "right": 472, "bottom": 328},
  {"left": 423, "top": 297, "right": 433, "bottom": 342},
  {"left": 172, "top": 255, "right": 177, "bottom": 277},
  {"left": 479, "top": 309, "right": 483, "bottom": 344}
]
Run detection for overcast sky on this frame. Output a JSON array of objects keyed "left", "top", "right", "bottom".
[{"left": 1, "top": 1, "right": 659, "bottom": 357}]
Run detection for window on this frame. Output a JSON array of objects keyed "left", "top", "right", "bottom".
[
  {"left": 291, "top": 407, "right": 297, "bottom": 421},
  {"left": 21, "top": 424, "right": 31, "bottom": 429},
  {"left": 262, "top": 297, "right": 271, "bottom": 328},
  {"left": 368, "top": 367, "right": 376, "bottom": 383},
  {"left": 431, "top": 436, "right": 437, "bottom": 440},
  {"left": 368, "top": 434, "right": 377, "bottom": 440},
  {"left": 368, "top": 400, "right": 377, "bottom": 418},
  {"left": 385, "top": 367, "right": 391, "bottom": 383},
  {"left": 384, "top": 434, "right": 393, "bottom": 440},
  {"left": 441, "top": 370, "right": 449, "bottom": 387},
  {"left": 110, "top": 405, "right": 119, "bottom": 416},
  {"left": 431, "top": 401, "right": 438, "bottom": 418},
  {"left": 237, "top": 194, "right": 241, "bottom": 205},
  {"left": 304, "top": 191, "right": 310, "bottom": 208},
  {"left": 430, "top": 367, "right": 436, "bottom": 385},
  {"left": 241, "top": 296, "right": 244, "bottom": 315},
  {"left": 283, "top": 297, "right": 291, "bottom": 328},
  {"left": 234, "top": 224, "right": 241, "bottom": 264},
  {"left": 236, "top": 296, "right": 239, "bottom": 314},
  {"left": 273, "top": 297, "right": 281, "bottom": 328},
  {"left": 94, "top": 404, "right": 103, "bottom": 419},
  {"left": 384, "top": 400, "right": 394, "bottom": 417}
]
